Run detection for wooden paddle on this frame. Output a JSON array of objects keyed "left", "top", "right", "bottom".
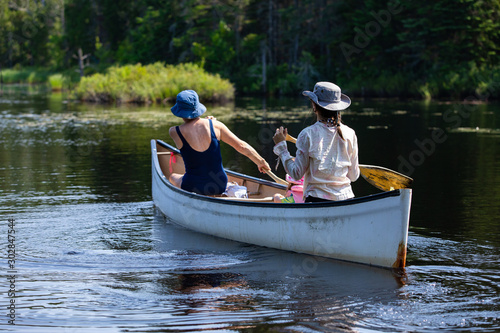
[
  {"left": 357, "top": 165, "right": 413, "bottom": 191},
  {"left": 285, "top": 134, "right": 413, "bottom": 191},
  {"left": 265, "top": 169, "right": 289, "bottom": 186}
]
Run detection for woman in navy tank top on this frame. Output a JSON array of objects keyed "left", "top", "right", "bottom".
[{"left": 168, "top": 90, "right": 271, "bottom": 195}]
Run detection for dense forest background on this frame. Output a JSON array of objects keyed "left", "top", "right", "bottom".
[{"left": 1, "top": 0, "right": 499, "bottom": 99}]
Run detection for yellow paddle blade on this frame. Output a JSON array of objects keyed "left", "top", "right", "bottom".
[
  {"left": 286, "top": 134, "right": 297, "bottom": 144},
  {"left": 359, "top": 164, "right": 413, "bottom": 191}
]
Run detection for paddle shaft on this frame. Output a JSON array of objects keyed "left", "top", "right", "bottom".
[{"left": 286, "top": 134, "right": 297, "bottom": 144}]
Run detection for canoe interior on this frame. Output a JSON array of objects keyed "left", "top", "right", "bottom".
[{"left": 156, "top": 140, "right": 288, "bottom": 200}]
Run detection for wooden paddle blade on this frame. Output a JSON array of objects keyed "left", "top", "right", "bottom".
[
  {"left": 286, "top": 134, "right": 297, "bottom": 144},
  {"left": 359, "top": 164, "right": 413, "bottom": 191},
  {"left": 265, "top": 170, "right": 289, "bottom": 186}
]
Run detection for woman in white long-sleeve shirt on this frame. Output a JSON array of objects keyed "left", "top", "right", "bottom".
[{"left": 273, "top": 82, "right": 360, "bottom": 203}]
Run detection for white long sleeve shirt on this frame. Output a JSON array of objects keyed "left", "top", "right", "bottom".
[{"left": 273, "top": 121, "right": 360, "bottom": 201}]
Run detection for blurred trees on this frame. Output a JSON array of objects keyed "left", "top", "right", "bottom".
[
  {"left": 1, "top": 0, "right": 499, "bottom": 98},
  {"left": 0, "top": 0, "right": 64, "bottom": 68}
]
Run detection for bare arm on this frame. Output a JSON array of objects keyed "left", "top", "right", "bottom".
[
  {"left": 216, "top": 121, "right": 270, "bottom": 173},
  {"left": 168, "top": 126, "right": 183, "bottom": 149}
]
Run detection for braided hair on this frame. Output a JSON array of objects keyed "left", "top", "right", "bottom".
[{"left": 312, "top": 101, "right": 344, "bottom": 140}]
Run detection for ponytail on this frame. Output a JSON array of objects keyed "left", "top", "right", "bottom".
[
  {"left": 312, "top": 101, "right": 344, "bottom": 140},
  {"left": 333, "top": 112, "right": 344, "bottom": 141}
]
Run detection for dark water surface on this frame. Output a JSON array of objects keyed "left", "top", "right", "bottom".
[{"left": 1, "top": 86, "right": 499, "bottom": 332}]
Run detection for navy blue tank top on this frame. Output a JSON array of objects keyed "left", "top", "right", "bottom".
[{"left": 176, "top": 119, "right": 228, "bottom": 195}]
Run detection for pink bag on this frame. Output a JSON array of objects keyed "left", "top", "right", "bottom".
[{"left": 286, "top": 174, "right": 304, "bottom": 185}]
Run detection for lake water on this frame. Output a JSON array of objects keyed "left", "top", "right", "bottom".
[{"left": 0, "top": 85, "right": 499, "bottom": 332}]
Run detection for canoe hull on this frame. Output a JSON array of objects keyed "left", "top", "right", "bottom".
[{"left": 151, "top": 139, "right": 411, "bottom": 268}]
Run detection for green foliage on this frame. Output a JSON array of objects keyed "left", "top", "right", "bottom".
[
  {"left": 0, "top": 67, "right": 53, "bottom": 84},
  {"left": 0, "top": 67, "right": 81, "bottom": 92},
  {"left": 115, "top": 3, "right": 179, "bottom": 65},
  {"left": 1, "top": 0, "right": 499, "bottom": 100},
  {"left": 0, "top": 0, "right": 62, "bottom": 67},
  {"left": 73, "top": 62, "right": 235, "bottom": 103},
  {"left": 48, "top": 74, "right": 64, "bottom": 91},
  {"left": 192, "top": 21, "right": 236, "bottom": 77}
]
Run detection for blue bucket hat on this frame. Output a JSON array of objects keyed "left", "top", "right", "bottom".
[{"left": 171, "top": 90, "right": 207, "bottom": 119}]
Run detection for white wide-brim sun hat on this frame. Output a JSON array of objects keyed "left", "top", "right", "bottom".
[{"left": 302, "top": 82, "right": 351, "bottom": 111}]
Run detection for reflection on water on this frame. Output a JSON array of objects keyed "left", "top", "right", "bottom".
[{"left": 0, "top": 87, "right": 499, "bottom": 331}]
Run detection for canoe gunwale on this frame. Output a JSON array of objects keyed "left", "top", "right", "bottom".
[{"left": 153, "top": 139, "right": 403, "bottom": 208}]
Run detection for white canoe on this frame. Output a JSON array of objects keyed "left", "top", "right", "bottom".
[{"left": 151, "top": 139, "right": 412, "bottom": 268}]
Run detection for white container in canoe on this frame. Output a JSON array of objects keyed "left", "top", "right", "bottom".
[{"left": 151, "top": 139, "right": 412, "bottom": 268}]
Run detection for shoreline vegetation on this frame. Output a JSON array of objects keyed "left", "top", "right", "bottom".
[
  {"left": 74, "top": 63, "right": 234, "bottom": 103},
  {"left": 0, "top": 63, "right": 235, "bottom": 103},
  {"left": 1, "top": 1, "right": 498, "bottom": 104},
  {"left": 0, "top": 66, "right": 80, "bottom": 92},
  {"left": 1, "top": 62, "right": 498, "bottom": 103}
]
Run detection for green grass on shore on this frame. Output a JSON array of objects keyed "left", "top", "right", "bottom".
[
  {"left": 73, "top": 62, "right": 235, "bottom": 104},
  {"left": 0, "top": 67, "right": 54, "bottom": 85},
  {"left": 0, "top": 67, "right": 80, "bottom": 91}
]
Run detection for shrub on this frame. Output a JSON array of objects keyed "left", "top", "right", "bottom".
[
  {"left": 73, "top": 62, "right": 235, "bottom": 104},
  {"left": 48, "top": 74, "right": 64, "bottom": 91}
]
